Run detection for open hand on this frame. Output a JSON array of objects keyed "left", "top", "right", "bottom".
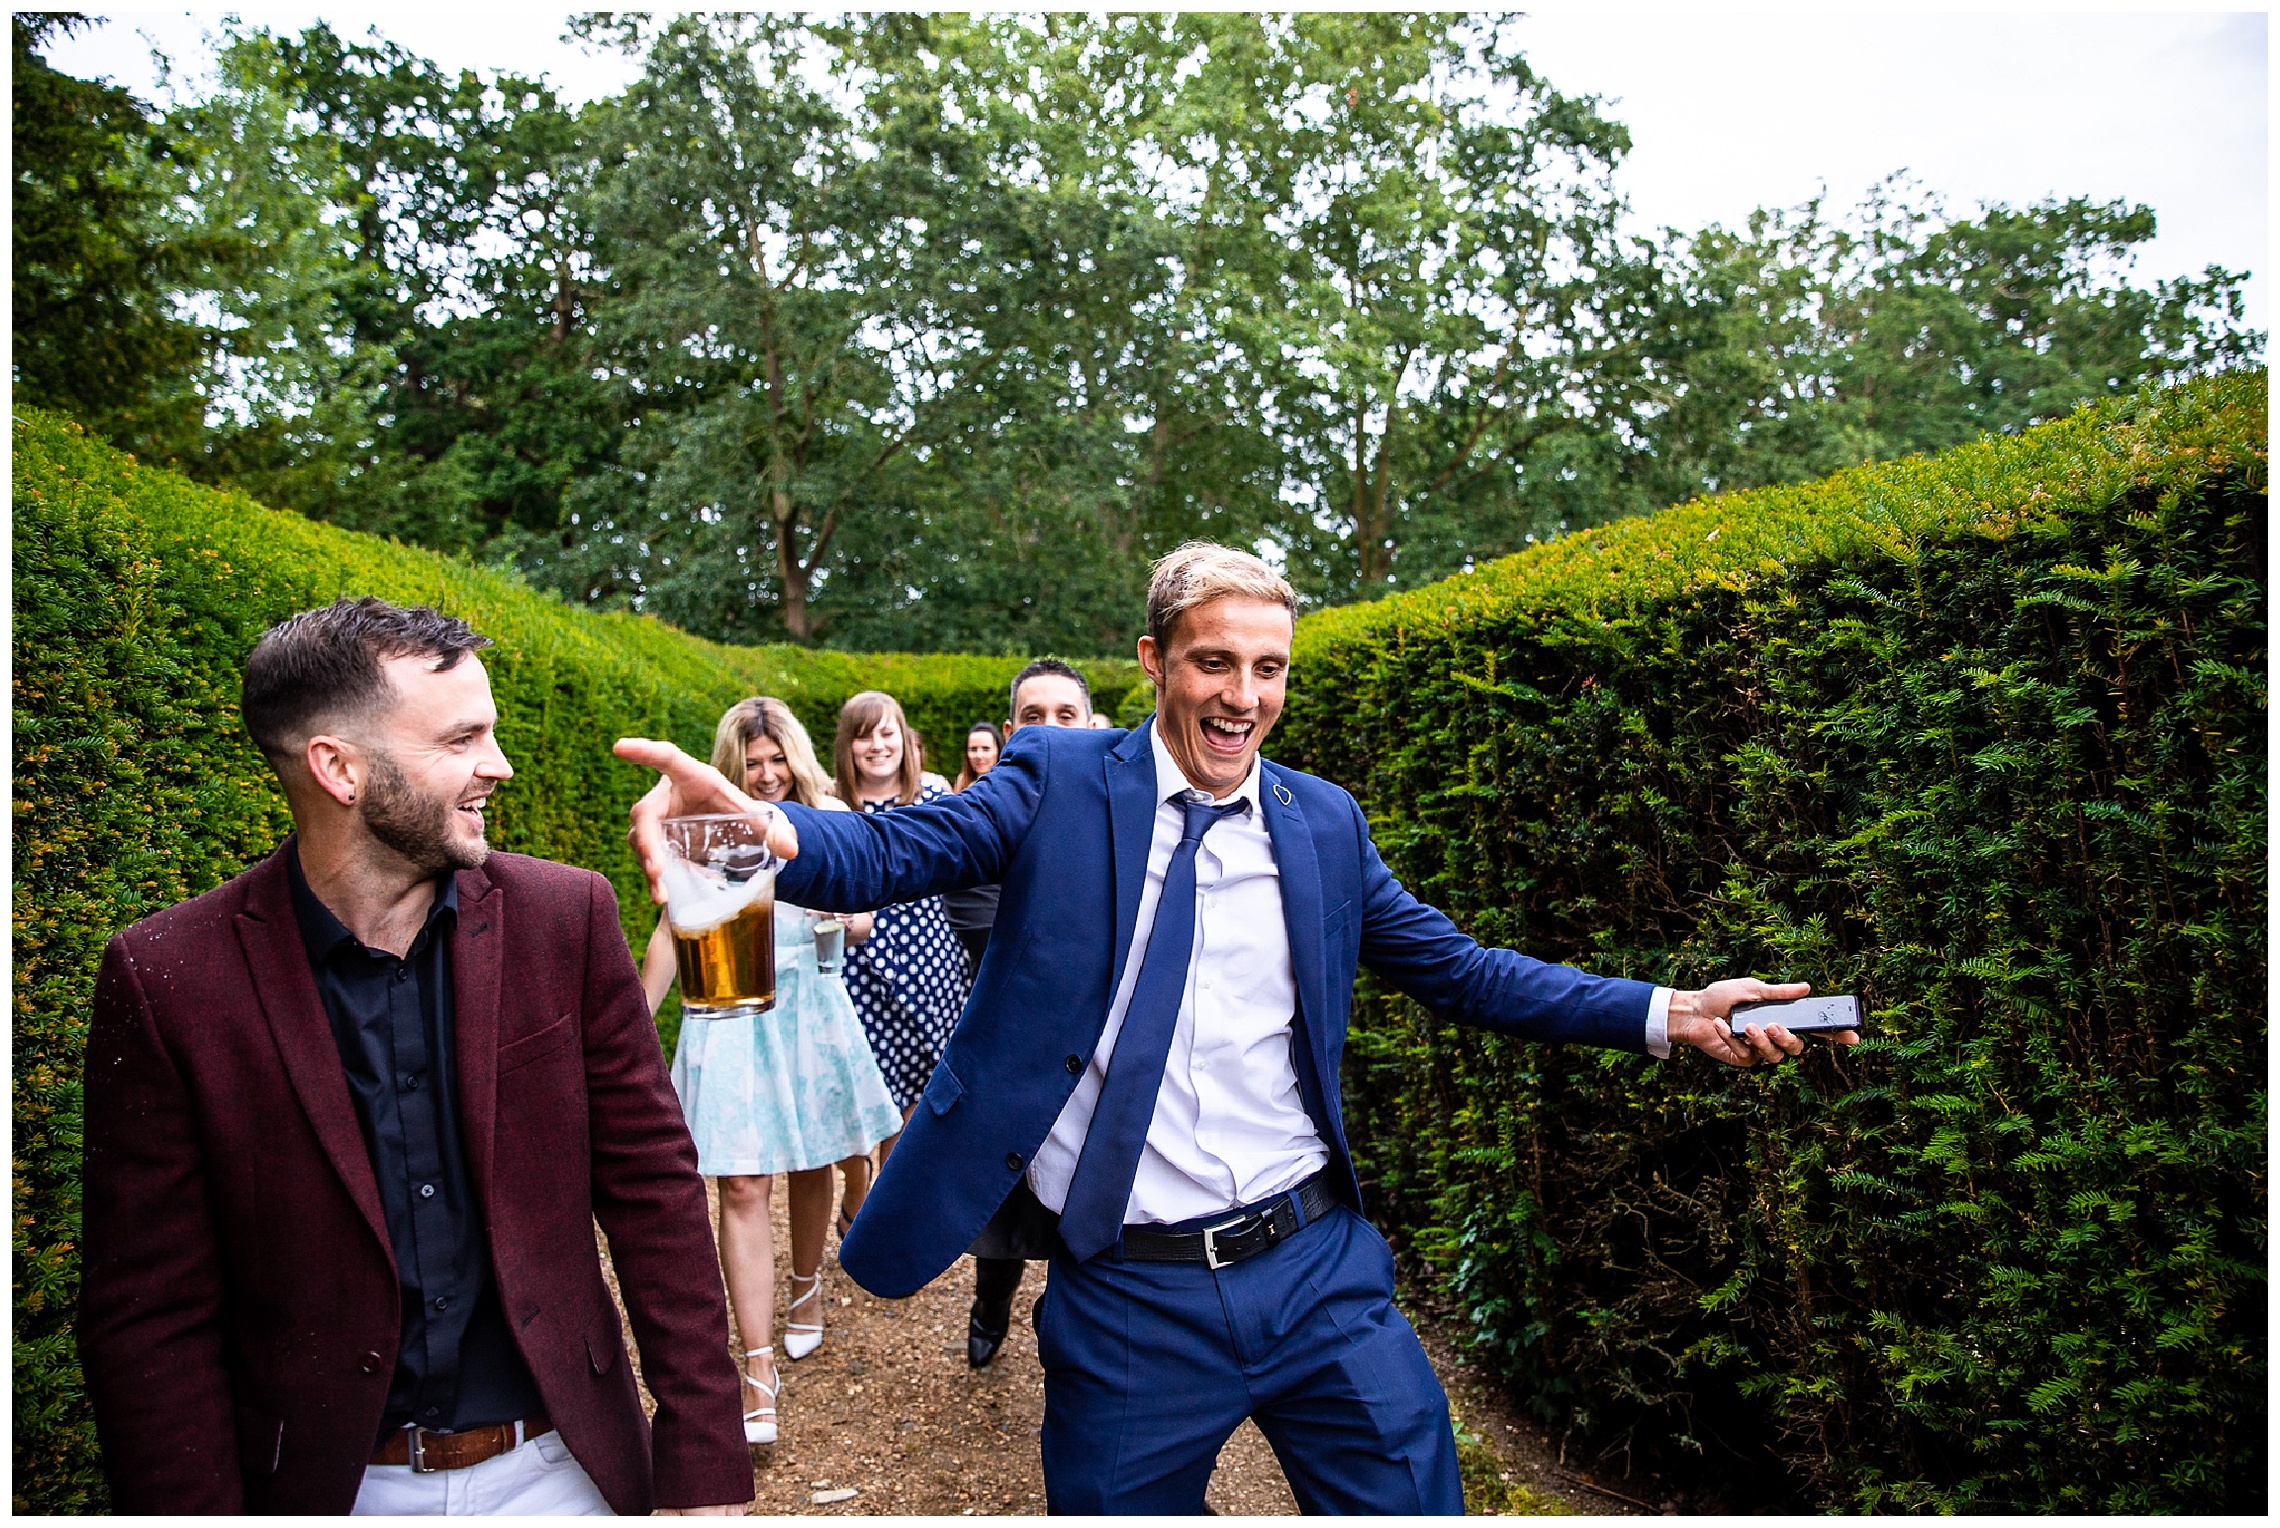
[
  {"left": 1668, "top": 979, "right": 1859, "bottom": 1066},
  {"left": 614, "top": 737, "right": 800, "bottom": 902}
]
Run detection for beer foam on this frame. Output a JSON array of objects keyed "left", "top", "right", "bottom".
[{"left": 662, "top": 853, "right": 771, "bottom": 937}]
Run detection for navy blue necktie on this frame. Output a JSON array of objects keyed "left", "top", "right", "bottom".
[{"left": 1059, "top": 793, "right": 1249, "bottom": 1262}]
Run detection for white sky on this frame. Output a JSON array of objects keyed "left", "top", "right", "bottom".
[{"left": 40, "top": 6, "right": 2271, "bottom": 330}]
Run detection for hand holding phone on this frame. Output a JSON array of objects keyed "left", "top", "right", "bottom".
[
  {"left": 1668, "top": 980, "right": 1859, "bottom": 1066},
  {"left": 1727, "top": 994, "right": 1862, "bottom": 1036}
]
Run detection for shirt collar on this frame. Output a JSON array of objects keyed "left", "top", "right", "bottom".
[
  {"left": 1148, "top": 716, "right": 1261, "bottom": 816},
  {"left": 286, "top": 837, "right": 459, "bottom": 963}
]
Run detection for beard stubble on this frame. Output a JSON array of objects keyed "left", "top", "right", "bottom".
[{"left": 360, "top": 749, "right": 489, "bottom": 876}]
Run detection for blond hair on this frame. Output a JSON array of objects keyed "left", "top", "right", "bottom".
[
  {"left": 1145, "top": 541, "right": 1297, "bottom": 651},
  {"left": 711, "top": 697, "right": 835, "bottom": 809},
  {"left": 833, "top": 690, "right": 927, "bottom": 807}
]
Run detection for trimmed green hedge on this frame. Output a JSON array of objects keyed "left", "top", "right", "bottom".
[
  {"left": 1280, "top": 374, "right": 2266, "bottom": 1511},
  {"left": 8, "top": 410, "right": 1137, "bottom": 1511}
]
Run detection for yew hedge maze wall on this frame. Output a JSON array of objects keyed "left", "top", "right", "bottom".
[
  {"left": 1279, "top": 376, "right": 2266, "bottom": 1513},
  {"left": 9, "top": 412, "right": 1135, "bottom": 1510}
]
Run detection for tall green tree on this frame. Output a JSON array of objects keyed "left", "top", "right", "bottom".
[
  {"left": 366, "top": 76, "right": 621, "bottom": 556},
  {"left": 11, "top": 13, "right": 208, "bottom": 457},
  {"left": 158, "top": 25, "right": 401, "bottom": 516},
  {"left": 546, "top": 13, "right": 943, "bottom": 643},
  {"left": 810, "top": 13, "right": 1288, "bottom": 651},
  {"left": 1632, "top": 180, "right": 2263, "bottom": 501}
]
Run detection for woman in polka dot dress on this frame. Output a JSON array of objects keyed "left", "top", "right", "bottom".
[{"left": 831, "top": 691, "right": 975, "bottom": 1142}]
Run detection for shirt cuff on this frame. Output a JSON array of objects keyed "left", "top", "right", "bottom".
[{"left": 1646, "top": 986, "right": 1674, "bottom": 1059}]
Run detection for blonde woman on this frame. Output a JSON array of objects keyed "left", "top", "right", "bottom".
[
  {"left": 641, "top": 697, "right": 900, "bottom": 1446},
  {"left": 831, "top": 692, "right": 974, "bottom": 1151}
]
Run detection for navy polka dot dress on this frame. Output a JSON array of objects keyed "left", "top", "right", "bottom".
[{"left": 842, "top": 780, "right": 975, "bottom": 1111}]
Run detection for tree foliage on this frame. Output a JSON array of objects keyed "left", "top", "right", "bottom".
[
  {"left": 14, "top": 13, "right": 2263, "bottom": 651},
  {"left": 10, "top": 14, "right": 209, "bottom": 456}
]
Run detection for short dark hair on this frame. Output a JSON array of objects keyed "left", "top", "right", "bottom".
[
  {"left": 241, "top": 597, "right": 491, "bottom": 765},
  {"left": 1008, "top": 658, "right": 1091, "bottom": 722}
]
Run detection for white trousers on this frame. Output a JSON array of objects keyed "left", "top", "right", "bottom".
[{"left": 352, "top": 1429, "right": 613, "bottom": 1516}]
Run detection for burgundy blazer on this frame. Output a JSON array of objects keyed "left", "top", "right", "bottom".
[{"left": 78, "top": 841, "right": 753, "bottom": 1514}]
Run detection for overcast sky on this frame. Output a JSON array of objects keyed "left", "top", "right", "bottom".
[{"left": 45, "top": 6, "right": 2269, "bottom": 330}]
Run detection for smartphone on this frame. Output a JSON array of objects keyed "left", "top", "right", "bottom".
[{"left": 1727, "top": 994, "right": 1861, "bottom": 1035}]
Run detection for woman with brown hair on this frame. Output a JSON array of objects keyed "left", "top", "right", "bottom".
[
  {"left": 831, "top": 691, "right": 973, "bottom": 1147},
  {"left": 954, "top": 720, "right": 1002, "bottom": 791},
  {"left": 639, "top": 697, "right": 900, "bottom": 1445}
]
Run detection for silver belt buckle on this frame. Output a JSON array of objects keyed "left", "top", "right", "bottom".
[
  {"left": 406, "top": 1425, "right": 436, "bottom": 1473},
  {"left": 1200, "top": 1212, "right": 1252, "bottom": 1270}
]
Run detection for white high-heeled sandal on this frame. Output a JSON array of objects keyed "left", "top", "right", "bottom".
[
  {"left": 784, "top": 1270, "right": 824, "bottom": 1361},
  {"left": 741, "top": 1346, "right": 780, "bottom": 1445}
]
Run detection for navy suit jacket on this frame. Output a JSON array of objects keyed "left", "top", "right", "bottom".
[{"left": 779, "top": 718, "right": 1655, "bottom": 1299}]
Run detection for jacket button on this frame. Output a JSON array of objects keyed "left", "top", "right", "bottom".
[
  {"left": 1004, "top": 1152, "right": 1023, "bottom": 1172},
  {"left": 359, "top": 1351, "right": 382, "bottom": 1374},
  {"left": 1063, "top": 1054, "right": 1083, "bottom": 1075}
]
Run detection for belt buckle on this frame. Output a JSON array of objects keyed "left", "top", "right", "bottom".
[
  {"left": 1200, "top": 1212, "right": 1254, "bottom": 1270},
  {"left": 406, "top": 1426, "right": 437, "bottom": 1474}
]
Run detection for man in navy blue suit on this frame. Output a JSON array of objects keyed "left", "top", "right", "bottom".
[{"left": 618, "top": 543, "right": 1856, "bottom": 1514}]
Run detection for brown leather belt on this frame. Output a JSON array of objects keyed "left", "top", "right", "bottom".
[{"left": 370, "top": 1409, "right": 553, "bottom": 1473}]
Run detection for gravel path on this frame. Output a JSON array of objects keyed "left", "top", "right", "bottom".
[{"left": 602, "top": 1179, "right": 1630, "bottom": 1515}]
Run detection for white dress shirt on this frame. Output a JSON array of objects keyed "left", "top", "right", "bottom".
[
  {"left": 1026, "top": 725, "right": 1677, "bottom": 1226},
  {"left": 1027, "top": 727, "right": 1328, "bottom": 1225}
]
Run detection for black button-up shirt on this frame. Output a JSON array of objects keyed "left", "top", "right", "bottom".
[{"left": 287, "top": 845, "right": 542, "bottom": 1439}]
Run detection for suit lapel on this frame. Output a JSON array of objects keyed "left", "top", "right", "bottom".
[
  {"left": 1259, "top": 762, "right": 1335, "bottom": 1129},
  {"left": 451, "top": 865, "right": 502, "bottom": 1202},
  {"left": 233, "top": 847, "right": 392, "bottom": 1261},
  {"left": 1105, "top": 717, "right": 1160, "bottom": 987}
]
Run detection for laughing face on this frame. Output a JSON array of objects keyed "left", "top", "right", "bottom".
[
  {"left": 1137, "top": 595, "right": 1292, "bottom": 800},
  {"left": 743, "top": 732, "right": 794, "bottom": 803},
  {"left": 853, "top": 712, "right": 905, "bottom": 798},
  {"left": 353, "top": 653, "right": 512, "bottom": 875}
]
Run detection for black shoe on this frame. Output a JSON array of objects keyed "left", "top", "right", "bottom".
[{"left": 967, "top": 1297, "right": 1013, "bottom": 1368}]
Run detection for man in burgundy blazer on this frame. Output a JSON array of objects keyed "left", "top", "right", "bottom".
[{"left": 78, "top": 599, "right": 752, "bottom": 1514}]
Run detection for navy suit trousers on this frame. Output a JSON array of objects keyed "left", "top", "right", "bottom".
[{"left": 1035, "top": 1205, "right": 1462, "bottom": 1515}]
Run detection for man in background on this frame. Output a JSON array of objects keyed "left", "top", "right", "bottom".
[{"left": 80, "top": 598, "right": 752, "bottom": 1515}]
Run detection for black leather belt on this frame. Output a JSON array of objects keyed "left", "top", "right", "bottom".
[{"left": 1120, "top": 1172, "right": 1338, "bottom": 1269}]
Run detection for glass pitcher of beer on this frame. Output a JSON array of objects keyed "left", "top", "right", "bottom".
[{"left": 661, "top": 810, "right": 782, "bottom": 1018}]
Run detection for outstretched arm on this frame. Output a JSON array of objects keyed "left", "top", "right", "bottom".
[
  {"left": 616, "top": 729, "right": 1047, "bottom": 913},
  {"left": 1351, "top": 801, "right": 1854, "bottom": 1065}
]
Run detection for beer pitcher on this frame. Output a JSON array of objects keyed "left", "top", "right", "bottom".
[{"left": 661, "top": 810, "right": 783, "bottom": 1018}]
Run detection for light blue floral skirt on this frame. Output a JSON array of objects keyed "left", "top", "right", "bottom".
[{"left": 671, "top": 902, "right": 901, "bottom": 1177}]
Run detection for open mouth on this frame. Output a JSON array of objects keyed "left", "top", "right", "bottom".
[
  {"left": 456, "top": 798, "right": 489, "bottom": 829},
  {"left": 1199, "top": 715, "right": 1254, "bottom": 757}
]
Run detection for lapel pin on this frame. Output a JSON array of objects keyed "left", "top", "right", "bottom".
[{"left": 1272, "top": 781, "right": 1294, "bottom": 807}]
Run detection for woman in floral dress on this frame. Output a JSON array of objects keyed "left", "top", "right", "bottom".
[{"left": 641, "top": 697, "right": 899, "bottom": 1445}]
